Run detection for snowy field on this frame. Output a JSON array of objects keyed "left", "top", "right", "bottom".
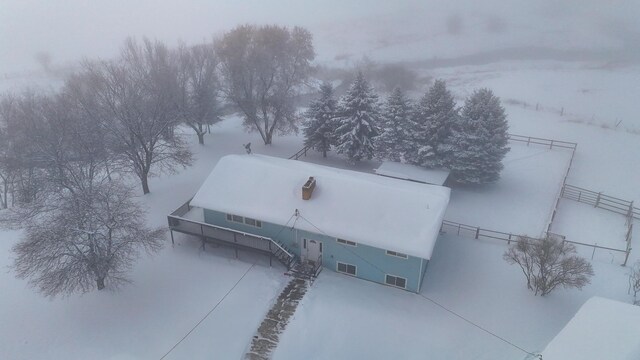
[
  {"left": 274, "top": 234, "right": 632, "bottom": 360},
  {"left": 1, "top": 59, "right": 640, "bottom": 359},
  {"left": 551, "top": 199, "right": 629, "bottom": 263},
  {"left": 444, "top": 142, "right": 572, "bottom": 236}
]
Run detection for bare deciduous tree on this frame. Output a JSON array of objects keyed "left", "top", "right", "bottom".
[
  {"left": 12, "top": 181, "right": 164, "bottom": 296},
  {"left": 175, "top": 42, "right": 222, "bottom": 145},
  {"left": 216, "top": 24, "right": 315, "bottom": 145},
  {"left": 1, "top": 89, "right": 165, "bottom": 297},
  {"left": 504, "top": 235, "right": 594, "bottom": 296},
  {"left": 80, "top": 38, "right": 192, "bottom": 194}
]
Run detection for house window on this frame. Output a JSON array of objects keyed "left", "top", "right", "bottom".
[
  {"left": 244, "top": 217, "right": 262, "bottom": 228},
  {"left": 337, "top": 262, "right": 356, "bottom": 276},
  {"left": 337, "top": 238, "right": 357, "bottom": 246},
  {"left": 386, "top": 250, "right": 408, "bottom": 259},
  {"left": 385, "top": 275, "right": 407, "bottom": 289},
  {"left": 226, "top": 213, "right": 262, "bottom": 228}
]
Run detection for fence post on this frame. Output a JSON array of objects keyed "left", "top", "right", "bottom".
[
  {"left": 550, "top": 140, "right": 554, "bottom": 149},
  {"left": 595, "top": 192, "right": 601, "bottom": 208},
  {"left": 591, "top": 245, "right": 596, "bottom": 260},
  {"left": 475, "top": 227, "right": 480, "bottom": 239},
  {"left": 623, "top": 248, "right": 631, "bottom": 267},
  {"left": 508, "top": 234, "right": 512, "bottom": 245}
]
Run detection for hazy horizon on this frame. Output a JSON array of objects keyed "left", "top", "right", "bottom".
[{"left": 2, "top": 0, "right": 640, "bottom": 75}]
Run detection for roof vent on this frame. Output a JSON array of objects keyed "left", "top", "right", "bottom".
[{"left": 302, "top": 176, "right": 316, "bottom": 200}]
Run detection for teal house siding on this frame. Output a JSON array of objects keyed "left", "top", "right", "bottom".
[{"left": 203, "top": 208, "right": 427, "bottom": 292}]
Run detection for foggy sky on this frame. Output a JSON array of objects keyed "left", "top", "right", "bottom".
[{"left": 1, "top": 0, "right": 639, "bottom": 75}]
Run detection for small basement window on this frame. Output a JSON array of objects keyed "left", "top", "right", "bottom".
[
  {"left": 337, "top": 238, "right": 357, "bottom": 246},
  {"left": 337, "top": 262, "right": 356, "bottom": 276},
  {"left": 386, "top": 250, "right": 408, "bottom": 259},
  {"left": 385, "top": 275, "right": 407, "bottom": 289}
]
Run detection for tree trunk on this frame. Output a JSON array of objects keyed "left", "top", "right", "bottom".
[
  {"left": 264, "top": 131, "right": 272, "bottom": 145},
  {"left": 96, "top": 277, "right": 105, "bottom": 290},
  {"left": 141, "top": 174, "right": 150, "bottom": 194},
  {"left": 198, "top": 132, "right": 205, "bottom": 145},
  {"left": 323, "top": 149, "right": 327, "bottom": 158}
]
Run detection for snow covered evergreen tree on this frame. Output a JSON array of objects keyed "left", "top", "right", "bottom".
[
  {"left": 447, "top": 88, "right": 510, "bottom": 184},
  {"left": 409, "top": 79, "right": 457, "bottom": 168},
  {"left": 303, "top": 83, "right": 337, "bottom": 158},
  {"left": 376, "top": 87, "right": 412, "bottom": 162},
  {"left": 334, "top": 72, "right": 380, "bottom": 164}
]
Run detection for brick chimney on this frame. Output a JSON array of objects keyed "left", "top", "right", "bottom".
[{"left": 302, "top": 176, "right": 316, "bottom": 200}]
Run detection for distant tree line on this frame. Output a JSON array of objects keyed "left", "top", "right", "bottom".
[{"left": 302, "top": 74, "right": 510, "bottom": 184}]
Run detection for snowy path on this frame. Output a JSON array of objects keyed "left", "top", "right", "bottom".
[{"left": 245, "top": 278, "right": 309, "bottom": 360}]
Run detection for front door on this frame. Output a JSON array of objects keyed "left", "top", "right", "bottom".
[{"left": 303, "top": 238, "right": 322, "bottom": 265}]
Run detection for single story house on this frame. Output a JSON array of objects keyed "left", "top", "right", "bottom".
[
  {"left": 169, "top": 154, "right": 450, "bottom": 292},
  {"left": 542, "top": 297, "right": 640, "bottom": 360}
]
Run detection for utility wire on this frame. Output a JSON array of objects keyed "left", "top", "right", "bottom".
[
  {"left": 418, "top": 293, "right": 542, "bottom": 359},
  {"left": 159, "top": 263, "right": 256, "bottom": 360},
  {"left": 297, "top": 212, "right": 542, "bottom": 360}
]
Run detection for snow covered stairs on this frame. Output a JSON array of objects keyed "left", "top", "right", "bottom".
[{"left": 244, "top": 277, "right": 309, "bottom": 360}]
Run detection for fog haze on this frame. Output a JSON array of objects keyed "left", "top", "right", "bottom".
[{"left": 1, "top": 0, "right": 639, "bottom": 74}]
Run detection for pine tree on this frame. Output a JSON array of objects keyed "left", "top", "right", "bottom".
[
  {"left": 447, "top": 88, "right": 510, "bottom": 184},
  {"left": 334, "top": 72, "right": 380, "bottom": 164},
  {"left": 409, "top": 79, "right": 457, "bottom": 168},
  {"left": 376, "top": 87, "right": 412, "bottom": 162},
  {"left": 303, "top": 83, "right": 337, "bottom": 158}
]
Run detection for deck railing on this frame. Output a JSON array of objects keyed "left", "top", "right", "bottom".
[{"left": 167, "top": 200, "right": 294, "bottom": 267}]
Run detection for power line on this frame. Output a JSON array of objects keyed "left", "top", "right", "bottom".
[
  {"left": 298, "top": 212, "right": 542, "bottom": 360},
  {"left": 417, "top": 293, "right": 542, "bottom": 359},
  {"left": 159, "top": 263, "right": 256, "bottom": 360}
]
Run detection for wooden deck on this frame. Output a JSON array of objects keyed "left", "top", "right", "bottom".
[{"left": 167, "top": 199, "right": 296, "bottom": 269}]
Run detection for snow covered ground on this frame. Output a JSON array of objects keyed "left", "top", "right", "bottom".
[
  {"left": 1, "top": 58, "right": 640, "bottom": 359},
  {"left": 274, "top": 234, "right": 633, "bottom": 360},
  {"left": 445, "top": 142, "right": 572, "bottom": 236}
]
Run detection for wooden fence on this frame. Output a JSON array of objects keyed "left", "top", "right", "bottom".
[
  {"left": 560, "top": 183, "right": 637, "bottom": 266},
  {"left": 507, "top": 134, "right": 577, "bottom": 151},
  {"left": 561, "top": 184, "right": 639, "bottom": 220},
  {"left": 508, "top": 134, "right": 581, "bottom": 234},
  {"left": 440, "top": 219, "right": 630, "bottom": 265}
]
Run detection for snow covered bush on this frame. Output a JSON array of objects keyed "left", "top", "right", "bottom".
[
  {"left": 376, "top": 87, "right": 413, "bottom": 162},
  {"left": 303, "top": 83, "right": 337, "bottom": 158},
  {"left": 628, "top": 261, "right": 640, "bottom": 305},
  {"left": 446, "top": 88, "right": 509, "bottom": 184},
  {"left": 334, "top": 72, "right": 380, "bottom": 164},
  {"left": 504, "top": 235, "right": 594, "bottom": 296}
]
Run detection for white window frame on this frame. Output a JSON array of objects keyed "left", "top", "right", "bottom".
[
  {"left": 385, "top": 274, "right": 407, "bottom": 289},
  {"left": 386, "top": 250, "right": 408, "bottom": 259},
  {"left": 336, "top": 262, "right": 357, "bottom": 276},
  {"left": 336, "top": 238, "right": 357, "bottom": 247}
]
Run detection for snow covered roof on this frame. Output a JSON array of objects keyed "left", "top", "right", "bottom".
[
  {"left": 374, "top": 161, "right": 450, "bottom": 186},
  {"left": 542, "top": 297, "right": 640, "bottom": 360},
  {"left": 190, "top": 155, "right": 450, "bottom": 259}
]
